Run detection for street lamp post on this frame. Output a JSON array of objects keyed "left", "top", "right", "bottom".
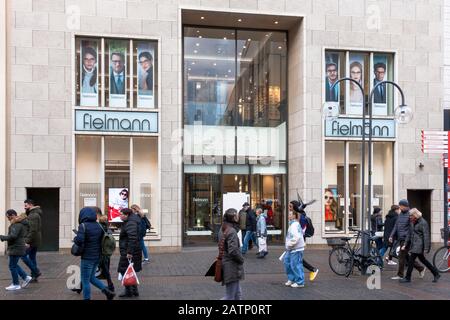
[{"left": 327, "top": 78, "right": 411, "bottom": 271}]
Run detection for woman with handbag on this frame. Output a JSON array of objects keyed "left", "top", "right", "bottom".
[
  {"left": 219, "top": 208, "right": 244, "bottom": 300},
  {"left": 117, "top": 208, "right": 142, "bottom": 298},
  {"left": 73, "top": 207, "right": 115, "bottom": 300}
]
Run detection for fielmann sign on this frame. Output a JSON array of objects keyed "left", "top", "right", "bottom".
[
  {"left": 75, "top": 109, "right": 158, "bottom": 134},
  {"left": 325, "top": 117, "right": 396, "bottom": 139}
]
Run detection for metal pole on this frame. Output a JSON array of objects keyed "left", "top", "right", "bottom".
[{"left": 368, "top": 92, "right": 372, "bottom": 234}]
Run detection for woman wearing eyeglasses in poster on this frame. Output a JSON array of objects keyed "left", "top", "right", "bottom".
[
  {"left": 324, "top": 189, "right": 343, "bottom": 229},
  {"left": 108, "top": 189, "right": 129, "bottom": 222},
  {"left": 349, "top": 61, "right": 363, "bottom": 104},
  {"left": 81, "top": 46, "right": 97, "bottom": 94}
]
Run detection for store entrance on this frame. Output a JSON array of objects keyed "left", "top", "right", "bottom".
[{"left": 407, "top": 189, "right": 432, "bottom": 233}]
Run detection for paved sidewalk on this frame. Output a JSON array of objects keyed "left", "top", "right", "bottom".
[{"left": 0, "top": 246, "right": 448, "bottom": 300}]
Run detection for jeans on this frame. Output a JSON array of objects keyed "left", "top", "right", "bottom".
[
  {"left": 21, "top": 246, "right": 40, "bottom": 277},
  {"left": 140, "top": 238, "right": 149, "bottom": 260},
  {"left": 284, "top": 250, "right": 305, "bottom": 285},
  {"left": 405, "top": 253, "right": 439, "bottom": 280},
  {"left": 379, "top": 243, "right": 394, "bottom": 260},
  {"left": 80, "top": 259, "right": 106, "bottom": 300},
  {"left": 9, "top": 255, "right": 29, "bottom": 286},
  {"left": 241, "top": 231, "right": 257, "bottom": 254},
  {"left": 222, "top": 281, "right": 242, "bottom": 300},
  {"left": 397, "top": 241, "right": 424, "bottom": 278}
]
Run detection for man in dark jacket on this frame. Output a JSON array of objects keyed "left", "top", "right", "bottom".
[
  {"left": 380, "top": 205, "right": 399, "bottom": 265},
  {"left": 370, "top": 207, "right": 384, "bottom": 251},
  {"left": 117, "top": 208, "right": 142, "bottom": 298},
  {"left": 0, "top": 210, "right": 32, "bottom": 291},
  {"left": 74, "top": 207, "right": 115, "bottom": 300},
  {"left": 389, "top": 199, "right": 424, "bottom": 280},
  {"left": 400, "top": 209, "right": 440, "bottom": 283},
  {"left": 21, "top": 199, "right": 42, "bottom": 282},
  {"left": 219, "top": 208, "right": 244, "bottom": 300},
  {"left": 241, "top": 203, "right": 257, "bottom": 254}
]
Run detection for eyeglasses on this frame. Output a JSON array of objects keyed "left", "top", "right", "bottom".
[
  {"left": 84, "top": 57, "right": 96, "bottom": 62},
  {"left": 351, "top": 71, "right": 361, "bottom": 74},
  {"left": 139, "top": 59, "right": 150, "bottom": 64},
  {"left": 324, "top": 195, "right": 334, "bottom": 200},
  {"left": 111, "top": 60, "right": 123, "bottom": 64},
  {"left": 120, "top": 192, "right": 127, "bottom": 196},
  {"left": 327, "top": 69, "right": 337, "bottom": 73}
]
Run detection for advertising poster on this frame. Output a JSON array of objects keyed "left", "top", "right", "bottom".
[
  {"left": 109, "top": 40, "right": 127, "bottom": 108},
  {"left": 108, "top": 188, "right": 129, "bottom": 222},
  {"left": 348, "top": 53, "right": 365, "bottom": 115},
  {"left": 137, "top": 42, "right": 155, "bottom": 108},
  {"left": 324, "top": 52, "right": 340, "bottom": 102},
  {"left": 372, "top": 54, "right": 388, "bottom": 116},
  {"left": 80, "top": 40, "right": 99, "bottom": 107}
]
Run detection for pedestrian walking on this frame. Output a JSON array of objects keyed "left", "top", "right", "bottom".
[
  {"left": 283, "top": 210, "right": 305, "bottom": 288},
  {"left": 380, "top": 205, "right": 399, "bottom": 265},
  {"left": 290, "top": 200, "right": 319, "bottom": 281},
  {"left": 389, "top": 199, "right": 425, "bottom": 280},
  {"left": 219, "top": 208, "right": 244, "bottom": 300},
  {"left": 400, "top": 208, "right": 441, "bottom": 283},
  {"left": 94, "top": 207, "right": 115, "bottom": 292},
  {"left": 370, "top": 207, "right": 384, "bottom": 252},
  {"left": 0, "top": 210, "right": 32, "bottom": 291},
  {"left": 117, "top": 208, "right": 142, "bottom": 298},
  {"left": 238, "top": 204, "right": 247, "bottom": 247},
  {"left": 131, "top": 204, "right": 151, "bottom": 264},
  {"left": 73, "top": 207, "right": 115, "bottom": 300},
  {"left": 256, "top": 208, "right": 268, "bottom": 258},
  {"left": 21, "top": 199, "right": 42, "bottom": 282},
  {"left": 241, "top": 202, "right": 257, "bottom": 254}
]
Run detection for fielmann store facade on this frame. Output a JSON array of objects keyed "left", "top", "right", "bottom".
[{"left": 0, "top": 1, "right": 445, "bottom": 253}]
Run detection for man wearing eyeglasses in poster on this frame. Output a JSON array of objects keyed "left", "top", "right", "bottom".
[
  {"left": 110, "top": 52, "right": 126, "bottom": 95},
  {"left": 108, "top": 188, "right": 129, "bottom": 222},
  {"left": 138, "top": 51, "right": 153, "bottom": 94},
  {"left": 325, "top": 62, "right": 339, "bottom": 102},
  {"left": 373, "top": 62, "right": 387, "bottom": 104}
]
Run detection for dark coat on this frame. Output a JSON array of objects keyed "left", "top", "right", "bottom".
[
  {"left": 74, "top": 207, "right": 103, "bottom": 261},
  {"left": 405, "top": 217, "right": 431, "bottom": 254},
  {"left": 0, "top": 216, "right": 29, "bottom": 256},
  {"left": 245, "top": 209, "right": 257, "bottom": 232},
  {"left": 145, "top": 66, "right": 153, "bottom": 91},
  {"left": 373, "top": 79, "right": 386, "bottom": 104},
  {"left": 389, "top": 208, "right": 410, "bottom": 241},
  {"left": 110, "top": 70, "right": 125, "bottom": 95},
  {"left": 383, "top": 210, "right": 398, "bottom": 243},
  {"left": 370, "top": 213, "right": 383, "bottom": 233},
  {"left": 219, "top": 222, "right": 244, "bottom": 285},
  {"left": 118, "top": 213, "right": 142, "bottom": 275},
  {"left": 25, "top": 207, "right": 42, "bottom": 248}
]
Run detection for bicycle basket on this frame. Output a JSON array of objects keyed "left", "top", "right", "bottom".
[{"left": 326, "top": 238, "right": 347, "bottom": 247}]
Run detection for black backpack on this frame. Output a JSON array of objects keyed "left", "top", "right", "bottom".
[{"left": 304, "top": 215, "right": 315, "bottom": 238}]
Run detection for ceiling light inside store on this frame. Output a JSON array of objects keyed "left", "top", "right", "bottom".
[
  {"left": 196, "top": 43, "right": 200, "bottom": 46},
  {"left": 213, "top": 62, "right": 217, "bottom": 66},
  {"left": 198, "top": 36, "right": 202, "bottom": 38},
  {"left": 191, "top": 62, "right": 195, "bottom": 65},
  {"left": 278, "top": 46, "right": 282, "bottom": 49},
  {"left": 274, "top": 21, "right": 279, "bottom": 24},
  {"left": 248, "top": 38, "right": 251, "bottom": 41},
  {"left": 228, "top": 69, "right": 231, "bottom": 73},
  {"left": 194, "top": 50, "right": 198, "bottom": 54},
  {"left": 223, "top": 37, "right": 227, "bottom": 40},
  {"left": 238, "top": 18, "right": 242, "bottom": 22},
  {"left": 200, "top": 16, "right": 205, "bottom": 20}
]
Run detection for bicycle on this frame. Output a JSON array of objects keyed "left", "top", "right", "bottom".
[
  {"left": 328, "top": 227, "right": 383, "bottom": 277},
  {"left": 432, "top": 227, "right": 449, "bottom": 273}
]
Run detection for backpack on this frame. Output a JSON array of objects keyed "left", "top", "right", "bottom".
[
  {"left": 304, "top": 215, "right": 315, "bottom": 238},
  {"left": 97, "top": 223, "right": 116, "bottom": 257}
]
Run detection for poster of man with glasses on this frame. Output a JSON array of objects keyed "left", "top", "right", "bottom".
[
  {"left": 108, "top": 188, "right": 129, "bottom": 222},
  {"left": 325, "top": 53, "right": 340, "bottom": 102},
  {"left": 109, "top": 40, "right": 127, "bottom": 108},
  {"left": 80, "top": 40, "right": 99, "bottom": 106},
  {"left": 137, "top": 42, "right": 155, "bottom": 108},
  {"left": 372, "top": 54, "right": 388, "bottom": 116}
]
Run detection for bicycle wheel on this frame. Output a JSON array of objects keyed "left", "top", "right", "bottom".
[
  {"left": 329, "top": 247, "right": 353, "bottom": 276},
  {"left": 433, "top": 246, "right": 450, "bottom": 273}
]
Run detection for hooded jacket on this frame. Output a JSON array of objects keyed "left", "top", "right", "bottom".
[
  {"left": 245, "top": 208, "right": 257, "bottom": 232},
  {"left": 219, "top": 221, "right": 244, "bottom": 285},
  {"left": 389, "top": 208, "right": 411, "bottom": 241},
  {"left": 0, "top": 215, "right": 29, "bottom": 256},
  {"left": 25, "top": 206, "right": 42, "bottom": 248},
  {"left": 285, "top": 220, "right": 305, "bottom": 252},
  {"left": 74, "top": 207, "right": 103, "bottom": 261},
  {"left": 256, "top": 211, "right": 267, "bottom": 237},
  {"left": 383, "top": 209, "right": 398, "bottom": 243},
  {"left": 118, "top": 213, "right": 142, "bottom": 275}
]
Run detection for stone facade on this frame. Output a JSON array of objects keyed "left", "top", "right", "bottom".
[{"left": 2, "top": 0, "right": 445, "bottom": 252}]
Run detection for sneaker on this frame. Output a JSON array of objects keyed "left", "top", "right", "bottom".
[
  {"left": 419, "top": 269, "right": 426, "bottom": 279},
  {"left": 391, "top": 276, "right": 402, "bottom": 280},
  {"left": 291, "top": 283, "right": 305, "bottom": 288},
  {"left": 387, "top": 260, "right": 397, "bottom": 265},
  {"left": 21, "top": 276, "right": 32, "bottom": 288},
  {"left": 433, "top": 274, "right": 441, "bottom": 283},
  {"left": 142, "top": 259, "right": 150, "bottom": 264},
  {"left": 399, "top": 278, "right": 411, "bottom": 283},
  {"left": 5, "top": 284, "right": 21, "bottom": 291},
  {"left": 285, "top": 280, "right": 293, "bottom": 286},
  {"left": 310, "top": 269, "right": 319, "bottom": 282}
]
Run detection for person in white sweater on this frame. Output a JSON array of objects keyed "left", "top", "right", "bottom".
[{"left": 283, "top": 210, "right": 305, "bottom": 288}]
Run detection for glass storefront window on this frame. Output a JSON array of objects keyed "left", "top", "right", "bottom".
[{"left": 373, "top": 142, "right": 394, "bottom": 216}]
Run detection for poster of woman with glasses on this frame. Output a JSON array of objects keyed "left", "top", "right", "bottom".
[
  {"left": 348, "top": 54, "right": 365, "bottom": 115},
  {"left": 80, "top": 40, "right": 99, "bottom": 106},
  {"left": 324, "top": 188, "right": 343, "bottom": 231},
  {"left": 109, "top": 40, "right": 127, "bottom": 108},
  {"left": 137, "top": 42, "right": 155, "bottom": 108},
  {"left": 108, "top": 188, "right": 129, "bottom": 222}
]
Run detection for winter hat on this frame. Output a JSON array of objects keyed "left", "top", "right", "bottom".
[
  {"left": 373, "top": 207, "right": 381, "bottom": 214},
  {"left": 398, "top": 199, "right": 409, "bottom": 207}
]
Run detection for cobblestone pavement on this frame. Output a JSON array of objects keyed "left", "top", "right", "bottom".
[{"left": 0, "top": 246, "right": 448, "bottom": 300}]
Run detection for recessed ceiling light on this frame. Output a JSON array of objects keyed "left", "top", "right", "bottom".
[
  {"left": 231, "top": 32, "right": 234, "bottom": 35},
  {"left": 200, "top": 16, "right": 205, "bottom": 20},
  {"left": 188, "top": 68, "right": 191, "bottom": 71},
  {"left": 191, "top": 62, "right": 195, "bottom": 65},
  {"left": 265, "top": 34, "right": 269, "bottom": 37},
  {"left": 223, "top": 37, "right": 227, "bottom": 40},
  {"left": 196, "top": 43, "right": 200, "bottom": 46},
  {"left": 237, "top": 18, "right": 242, "bottom": 22},
  {"left": 228, "top": 69, "right": 231, "bottom": 73},
  {"left": 239, "top": 52, "right": 242, "bottom": 55},
  {"left": 225, "top": 75, "right": 228, "bottom": 78},
  {"left": 274, "top": 21, "right": 279, "bottom": 24},
  {"left": 196, "top": 30, "right": 200, "bottom": 33},
  {"left": 248, "top": 38, "right": 251, "bottom": 41},
  {"left": 194, "top": 50, "right": 198, "bottom": 54},
  {"left": 213, "top": 63, "right": 217, "bottom": 66},
  {"left": 198, "top": 36, "right": 202, "bottom": 38},
  {"left": 278, "top": 46, "right": 282, "bottom": 49}
]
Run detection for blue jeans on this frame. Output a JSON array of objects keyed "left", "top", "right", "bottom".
[
  {"left": 241, "top": 231, "right": 257, "bottom": 254},
  {"left": 222, "top": 281, "right": 242, "bottom": 300},
  {"left": 80, "top": 259, "right": 106, "bottom": 300},
  {"left": 284, "top": 250, "right": 305, "bottom": 285},
  {"left": 9, "top": 256, "right": 28, "bottom": 286},
  {"left": 140, "top": 238, "right": 149, "bottom": 260},
  {"left": 21, "top": 246, "right": 40, "bottom": 277}
]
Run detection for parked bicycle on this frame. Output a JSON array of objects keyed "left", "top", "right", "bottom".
[
  {"left": 328, "top": 227, "right": 383, "bottom": 277},
  {"left": 433, "top": 227, "right": 449, "bottom": 273}
]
